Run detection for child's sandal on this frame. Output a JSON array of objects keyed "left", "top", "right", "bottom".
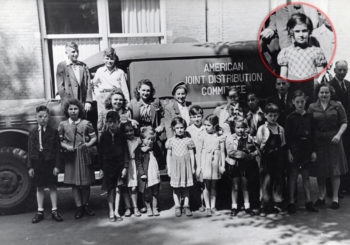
[
  {"left": 124, "top": 208, "right": 132, "bottom": 217},
  {"left": 134, "top": 208, "right": 141, "bottom": 217},
  {"left": 147, "top": 208, "right": 153, "bottom": 217},
  {"left": 115, "top": 215, "right": 123, "bottom": 221},
  {"left": 153, "top": 208, "right": 160, "bottom": 216},
  {"left": 183, "top": 206, "right": 192, "bottom": 217}
]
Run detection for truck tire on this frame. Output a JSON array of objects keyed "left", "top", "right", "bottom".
[{"left": 0, "top": 147, "right": 34, "bottom": 214}]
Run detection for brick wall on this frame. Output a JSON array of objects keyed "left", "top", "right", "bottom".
[
  {"left": 208, "top": 0, "right": 270, "bottom": 43},
  {"left": 165, "top": 0, "right": 206, "bottom": 43},
  {"left": 165, "top": 0, "right": 270, "bottom": 43},
  {"left": 0, "top": 0, "right": 45, "bottom": 100}
]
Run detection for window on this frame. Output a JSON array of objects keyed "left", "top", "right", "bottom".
[
  {"left": 44, "top": 0, "right": 98, "bottom": 34},
  {"left": 108, "top": 0, "right": 161, "bottom": 33}
]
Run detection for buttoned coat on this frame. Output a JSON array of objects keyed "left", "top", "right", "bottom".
[
  {"left": 56, "top": 60, "right": 93, "bottom": 104},
  {"left": 27, "top": 126, "right": 60, "bottom": 169}
]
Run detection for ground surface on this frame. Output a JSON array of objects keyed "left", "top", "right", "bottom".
[{"left": 1, "top": 179, "right": 350, "bottom": 245}]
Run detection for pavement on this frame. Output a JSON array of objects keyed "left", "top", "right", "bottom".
[{"left": 1, "top": 179, "right": 350, "bottom": 245}]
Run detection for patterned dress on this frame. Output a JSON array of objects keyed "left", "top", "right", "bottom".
[
  {"left": 166, "top": 136, "right": 195, "bottom": 188},
  {"left": 58, "top": 119, "right": 96, "bottom": 186},
  {"left": 277, "top": 44, "right": 327, "bottom": 80},
  {"left": 127, "top": 137, "right": 141, "bottom": 187},
  {"left": 198, "top": 132, "right": 225, "bottom": 180}
]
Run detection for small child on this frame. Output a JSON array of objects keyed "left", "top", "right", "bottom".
[
  {"left": 166, "top": 117, "right": 195, "bottom": 217},
  {"left": 256, "top": 103, "right": 286, "bottom": 214},
  {"left": 99, "top": 111, "right": 129, "bottom": 222},
  {"left": 186, "top": 105, "right": 206, "bottom": 212},
  {"left": 120, "top": 121, "right": 142, "bottom": 217},
  {"left": 285, "top": 90, "right": 318, "bottom": 214},
  {"left": 225, "top": 119, "right": 259, "bottom": 216},
  {"left": 58, "top": 99, "right": 97, "bottom": 219},
  {"left": 197, "top": 114, "right": 226, "bottom": 216},
  {"left": 278, "top": 13, "right": 327, "bottom": 81},
  {"left": 246, "top": 93, "right": 265, "bottom": 137},
  {"left": 136, "top": 126, "right": 161, "bottom": 217},
  {"left": 28, "top": 105, "right": 63, "bottom": 223}
]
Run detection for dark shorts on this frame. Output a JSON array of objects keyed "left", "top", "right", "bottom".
[
  {"left": 143, "top": 184, "right": 160, "bottom": 202},
  {"left": 31, "top": 157, "right": 57, "bottom": 188}
]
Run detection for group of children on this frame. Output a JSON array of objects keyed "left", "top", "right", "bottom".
[{"left": 28, "top": 85, "right": 323, "bottom": 224}]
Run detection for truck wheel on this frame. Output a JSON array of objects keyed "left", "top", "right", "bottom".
[{"left": 0, "top": 147, "right": 34, "bottom": 214}]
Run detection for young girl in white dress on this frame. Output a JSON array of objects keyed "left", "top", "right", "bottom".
[
  {"left": 121, "top": 121, "right": 142, "bottom": 217},
  {"left": 197, "top": 114, "right": 226, "bottom": 216}
]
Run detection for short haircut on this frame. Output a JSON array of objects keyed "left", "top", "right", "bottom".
[
  {"left": 106, "top": 110, "right": 120, "bottom": 122},
  {"left": 225, "top": 86, "right": 239, "bottom": 97},
  {"left": 134, "top": 79, "right": 156, "bottom": 101},
  {"left": 335, "top": 60, "right": 348, "bottom": 68},
  {"left": 171, "top": 116, "right": 187, "bottom": 130},
  {"left": 234, "top": 118, "right": 249, "bottom": 129},
  {"left": 104, "top": 47, "right": 118, "bottom": 61},
  {"left": 104, "top": 88, "right": 127, "bottom": 110},
  {"left": 291, "top": 89, "right": 306, "bottom": 100},
  {"left": 65, "top": 41, "right": 78, "bottom": 50},
  {"left": 315, "top": 83, "right": 335, "bottom": 98},
  {"left": 120, "top": 120, "right": 134, "bottom": 132},
  {"left": 264, "top": 103, "right": 279, "bottom": 114},
  {"left": 189, "top": 105, "right": 203, "bottom": 116},
  {"left": 36, "top": 105, "right": 49, "bottom": 114},
  {"left": 140, "top": 126, "right": 156, "bottom": 139}
]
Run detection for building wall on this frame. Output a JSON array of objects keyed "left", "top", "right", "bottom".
[
  {"left": 207, "top": 0, "right": 270, "bottom": 43},
  {"left": 328, "top": 0, "right": 350, "bottom": 72},
  {"left": 0, "top": 0, "right": 45, "bottom": 100},
  {"left": 165, "top": 0, "right": 206, "bottom": 43}
]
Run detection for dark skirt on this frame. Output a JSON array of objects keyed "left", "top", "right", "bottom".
[
  {"left": 312, "top": 138, "right": 348, "bottom": 178},
  {"left": 32, "top": 157, "right": 57, "bottom": 188}
]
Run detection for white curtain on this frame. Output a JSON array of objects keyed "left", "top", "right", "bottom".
[{"left": 121, "top": 0, "right": 161, "bottom": 33}]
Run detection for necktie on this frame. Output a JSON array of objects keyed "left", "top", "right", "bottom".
[
  {"left": 39, "top": 127, "right": 44, "bottom": 151},
  {"left": 341, "top": 81, "right": 347, "bottom": 92}
]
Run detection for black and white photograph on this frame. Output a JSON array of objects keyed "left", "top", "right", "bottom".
[{"left": 0, "top": 0, "right": 350, "bottom": 244}]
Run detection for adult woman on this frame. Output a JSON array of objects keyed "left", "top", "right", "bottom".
[
  {"left": 163, "top": 81, "right": 192, "bottom": 138},
  {"left": 97, "top": 88, "right": 136, "bottom": 136},
  {"left": 128, "top": 79, "right": 164, "bottom": 132},
  {"left": 308, "top": 84, "right": 348, "bottom": 209}
]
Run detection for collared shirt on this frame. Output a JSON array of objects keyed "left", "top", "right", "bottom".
[
  {"left": 92, "top": 66, "right": 129, "bottom": 101},
  {"left": 247, "top": 107, "right": 264, "bottom": 132},
  {"left": 66, "top": 59, "right": 81, "bottom": 83},
  {"left": 277, "top": 44, "right": 327, "bottom": 80},
  {"left": 186, "top": 124, "right": 205, "bottom": 150},
  {"left": 177, "top": 102, "right": 190, "bottom": 125},
  {"left": 256, "top": 122, "right": 286, "bottom": 149},
  {"left": 68, "top": 118, "right": 81, "bottom": 125},
  {"left": 140, "top": 102, "right": 152, "bottom": 126},
  {"left": 335, "top": 76, "right": 347, "bottom": 91},
  {"left": 217, "top": 103, "right": 240, "bottom": 127}
]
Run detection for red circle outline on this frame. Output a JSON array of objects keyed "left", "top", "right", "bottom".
[{"left": 257, "top": 2, "right": 337, "bottom": 83}]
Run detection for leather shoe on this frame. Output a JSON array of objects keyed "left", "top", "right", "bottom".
[
  {"left": 51, "top": 210, "right": 63, "bottom": 222},
  {"left": 74, "top": 207, "right": 84, "bottom": 219},
  {"left": 330, "top": 201, "right": 340, "bottom": 210},
  {"left": 32, "top": 211, "right": 44, "bottom": 223},
  {"left": 84, "top": 205, "right": 95, "bottom": 216}
]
